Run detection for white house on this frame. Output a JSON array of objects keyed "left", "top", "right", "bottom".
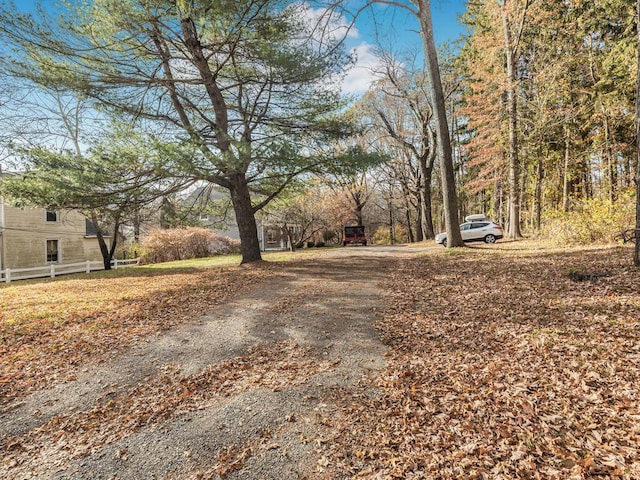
[{"left": 0, "top": 197, "right": 104, "bottom": 271}]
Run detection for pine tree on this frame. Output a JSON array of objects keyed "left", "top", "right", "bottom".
[{"left": 0, "top": 0, "right": 355, "bottom": 264}]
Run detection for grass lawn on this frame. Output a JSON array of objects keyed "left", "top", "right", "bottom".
[{"left": 0, "top": 246, "right": 333, "bottom": 401}]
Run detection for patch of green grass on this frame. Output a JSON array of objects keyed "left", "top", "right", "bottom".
[
  {"left": 0, "top": 249, "right": 331, "bottom": 290},
  {"left": 442, "top": 246, "right": 469, "bottom": 256},
  {"left": 139, "top": 248, "right": 327, "bottom": 270},
  {"left": 141, "top": 254, "right": 243, "bottom": 270}
]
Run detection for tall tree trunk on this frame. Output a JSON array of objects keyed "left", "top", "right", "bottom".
[
  {"left": 420, "top": 179, "right": 436, "bottom": 239},
  {"left": 501, "top": 1, "right": 522, "bottom": 239},
  {"left": 583, "top": 156, "right": 593, "bottom": 199},
  {"left": 494, "top": 175, "right": 505, "bottom": 226},
  {"left": 108, "top": 217, "right": 121, "bottom": 266},
  {"left": 91, "top": 211, "right": 113, "bottom": 270},
  {"left": 415, "top": 192, "right": 423, "bottom": 242},
  {"left": 419, "top": 131, "right": 437, "bottom": 240},
  {"left": 625, "top": 154, "right": 632, "bottom": 189},
  {"left": 229, "top": 174, "right": 262, "bottom": 264},
  {"left": 387, "top": 194, "right": 395, "bottom": 244},
  {"left": 535, "top": 151, "right": 543, "bottom": 231},
  {"left": 133, "top": 210, "right": 141, "bottom": 243},
  {"left": 418, "top": 194, "right": 427, "bottom": 241},
  {"left": 405, "top": 206, "right": 415, "bottom": 243},
  {"left": 635, "top": 0, "right": 640, "bottom": 266},
  {"left": 481, "top": 189, "right": 489, "bottom": 216},
  {"left": 399, "top": 182, "right": 419, "bottom": 241},
  {"left": 562, "top": 125, "right": 571, "bottom": 212},
  {"left": 417, "top": 0, "right": 463, "bottom": 247},
  {"left": 603, "top": 114, "right": 617, "bottom": 203},
  {"left": 520, "top": 157, "right": 528, "bottom": 225},
  {"left": 355, "top": 204, "right": 364, "bottom": 226}
]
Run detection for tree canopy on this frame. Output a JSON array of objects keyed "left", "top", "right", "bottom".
[
  {"left": 0, "top": 0, "right": 360, "bottom": 263},
  {"left": 0, "top": 128, "right": 192, "bottom": 268}
]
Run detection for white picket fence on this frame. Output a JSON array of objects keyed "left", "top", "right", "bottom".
[{"left": 0, "top": 258, "right": 140, "bottom": 283}]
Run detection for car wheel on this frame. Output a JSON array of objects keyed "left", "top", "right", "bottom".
[{"left": 484, "top": 234, "right": 496, "bottom": 244}]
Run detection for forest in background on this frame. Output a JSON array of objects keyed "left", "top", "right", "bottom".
[
  {"left": 455, "top": 0, "right": 636, "bottom": 242},
  {"left": 0, "top": 0, "right": 637, "bottom": 254},
  {"left": 339, "top": 0, "right": 637, "bottom": 246}
]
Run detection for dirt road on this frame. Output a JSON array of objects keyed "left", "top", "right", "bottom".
[{"left": 1, "top": 245, "right": 434, "bottom": 480}]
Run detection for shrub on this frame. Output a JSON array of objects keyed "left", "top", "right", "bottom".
[
  {"left": 306, "top": 241, "right": 315, "bottom": 248},
  {"left": 322, "top": 230, "right": 337, "bottom": 243},
  {"left": 372, "top": 224, "right": 408, "bottom": 245},
  {"left": 541, "top": 191, "right": 635, "bottom": 245},
  {"left": 315, "top": 241, "right": 325, "bottom": 247},
  {"left": 119, "top": 242, "right": 144, "bottom": 260},
  {"left": 139, "top": 227, "right": 240, "bottom": 264}
]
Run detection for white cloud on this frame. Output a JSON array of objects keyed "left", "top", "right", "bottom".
[
  {"left": 292, "top": 2, "right": 360, "bottom": 42},
  {"left": 341, "top": 43, "right": 384, "bottom": 96},
  {"left": 291, "top": 3, "right": 384, "bottom": 97}
]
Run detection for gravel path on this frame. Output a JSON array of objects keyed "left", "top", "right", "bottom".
[{"left": 1, "top": 245, "right": 434, "bottom": 480}]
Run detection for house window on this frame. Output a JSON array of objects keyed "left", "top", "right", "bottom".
[
  {"left": 46, "top": 210, "right": 58, "bottom": 222},
  {"left": 46, "top": 239, "right": 59, "bottom": 263},
  {"left": 85, "top": 219, "right": 97, "bottom": 237},
  {"left": 85, "top": 219, "right": 111, "bottom": 237},
  {"left": 266, "top": 229, "right": 278, "bottom": 243}
]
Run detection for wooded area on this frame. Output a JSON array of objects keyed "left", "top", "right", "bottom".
[
  {"left": 0, "top": 0, "right": 638, "bottom": 263},
  {"left": 459, "top": 0, "right": 636, "bottom": 235}
]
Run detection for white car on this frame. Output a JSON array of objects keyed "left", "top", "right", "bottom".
[{"left": 435, "top": 214, "right": 503, "bottom": 246}]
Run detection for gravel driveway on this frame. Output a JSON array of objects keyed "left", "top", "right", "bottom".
[{"left": 1, "top": 245, "right": 434, "bottom": 480}]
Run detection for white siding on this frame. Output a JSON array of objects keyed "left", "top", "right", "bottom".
[{"left": 1, "top": 205, "right": 104, "bottom": 269}]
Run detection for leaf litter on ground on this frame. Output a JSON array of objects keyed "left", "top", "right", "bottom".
[
  {"left": 0, "top": 264, "right": 271, "bottom": 401},
  {"left": 324, "top": 244, "right": 640, "bottom": 479},
  {"left": 2, "top": 243, "right": 640, "bottom": 479}
]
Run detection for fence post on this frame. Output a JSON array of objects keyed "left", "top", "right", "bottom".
[
  {"left": 5, "top": 269, "right": 10, "bottom": 283},
  {"left": 50, "top": 264, "right": 55, "bottom": 278}
]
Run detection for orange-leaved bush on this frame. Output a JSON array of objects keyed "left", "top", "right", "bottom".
[
  {"left": 540, "top": 191, "right": 635, "bottom": 245},
  {"left": 139, "top": 228, "right": 240, "bottom": 264}
]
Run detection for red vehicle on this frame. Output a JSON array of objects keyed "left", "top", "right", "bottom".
[{"left": 343, "top": 225, "right": 367, "bottom": 246}]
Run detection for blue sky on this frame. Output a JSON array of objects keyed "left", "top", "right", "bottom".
[
  {"left": 342, "top": 0, "right": 468, "bottom": 94},
  {"left": 11, "top": 0, "right": 468, "bottom": 95},
  {"left": 14, "top": 0, "right": 467, "bottom": 43},
  {"left": 353, "top": 0, "right": 467, "bottom": 47}
]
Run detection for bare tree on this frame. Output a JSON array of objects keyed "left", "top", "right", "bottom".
[
  {"left": 635, "top": 0, "right": 640, "bottom": 266},
  {"left": 361, "top": 52, "right": 438, "bottom": 240},
  {"left": 372, "top": 0, "right": 463, "bottom": 246}
]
